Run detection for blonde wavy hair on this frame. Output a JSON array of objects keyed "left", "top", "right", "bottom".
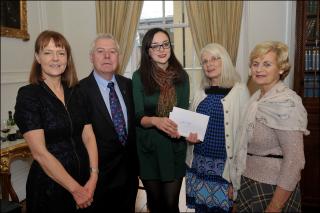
[{"left": 249, "top": 41, "right": 291, "bottom": 80}]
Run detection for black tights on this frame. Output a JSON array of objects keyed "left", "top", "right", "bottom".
[{"left": 142, "top": 178, "right": 183, "bottom": 213}]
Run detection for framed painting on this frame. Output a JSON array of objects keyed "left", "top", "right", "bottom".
[{"left": 1, "top": 1, "right": 30, "bottom": 41}]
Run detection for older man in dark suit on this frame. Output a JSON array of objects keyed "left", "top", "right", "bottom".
[{"left": 79, "top": 34, "right": 138, "bottom": 213}]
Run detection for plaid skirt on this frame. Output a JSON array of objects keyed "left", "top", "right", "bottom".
[{"left": 236, "top": 176, "right": 301, "bottom": 212}]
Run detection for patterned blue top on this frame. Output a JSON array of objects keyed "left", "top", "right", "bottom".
[
  {"left": 186, "top": 86, "right": 232, "bottom": 212},
  {"left": 193, "top": 87, "right": 230, "bottom": 182}
]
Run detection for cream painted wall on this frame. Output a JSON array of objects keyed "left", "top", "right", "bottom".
[
  {"left": 1, "top": 1, "right": 297, "bottom": 120},
  {"left": 60, "top": 1, "right": 96, "bottom": 79},
  {"left": 236, "top": 1, "right": 296, "bottom": 88},
  {"left": 1, "top": 1, "right": 42, "bottom": 122},
  {"left": 1, "top": 1, "right": 96, "bottom": 121},
  {"left": 39, "top": 1, "right": 96, "bottom": 79},
  {"left": 0, "top": 0, "right": 296, "bottom": 201}
]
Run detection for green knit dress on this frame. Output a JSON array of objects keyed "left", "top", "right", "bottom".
[{"left": 132, "top": 70, "right": 190, "bottom": 181}]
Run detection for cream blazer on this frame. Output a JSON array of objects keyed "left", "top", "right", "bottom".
[{"left": 185, "top": 83, "right": 249, "bottom": 189}]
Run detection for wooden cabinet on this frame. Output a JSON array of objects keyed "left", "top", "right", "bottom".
[{"left": 294, "top": 1, "right": 320, "bottom": 211}]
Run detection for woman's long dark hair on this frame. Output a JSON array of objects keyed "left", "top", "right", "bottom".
[{"left": 138, "top": 28, "right": 187, "bottom": 94}]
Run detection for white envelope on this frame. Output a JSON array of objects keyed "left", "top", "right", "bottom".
[{"left": 169, "top": 107, "right": 209, "bottom": 141}]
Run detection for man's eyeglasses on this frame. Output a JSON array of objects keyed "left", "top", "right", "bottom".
[
  {"left": 149, "top": 41, "right": 171, "bottom": 52},
  {"left": 201, "top": 56, "right": 221, "bottom": 66}
]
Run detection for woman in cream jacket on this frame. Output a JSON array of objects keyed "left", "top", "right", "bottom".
[{"left": 185, "top": 43, "right": 249, "bottom": 213}]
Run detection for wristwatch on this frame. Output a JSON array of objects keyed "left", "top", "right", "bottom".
[{"left": 90, "top": 167, "right": 99, "bottom": 174}]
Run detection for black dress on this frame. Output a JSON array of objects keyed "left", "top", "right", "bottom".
[{"left": 14, "top": 82, "right": 90, "bottom": 213}]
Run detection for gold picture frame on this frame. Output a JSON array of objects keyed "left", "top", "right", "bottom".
[{"left": 1, "top": 1, "right": 30, "bottom": 41}]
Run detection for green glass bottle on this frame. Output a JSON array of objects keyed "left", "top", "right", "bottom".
[
  {"left": 7, "top": 111, "right": 15, "bottom": 126},
  {"left": 7, "top": 111, "right": 17, "bottom": 141}
]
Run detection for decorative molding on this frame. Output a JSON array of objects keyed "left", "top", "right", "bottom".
[
  {"left": 1, "top": 69, "right": 29, "bottom": 84},
  {"left": 37, "top": 1, "right": 48, "bottom": 31}
]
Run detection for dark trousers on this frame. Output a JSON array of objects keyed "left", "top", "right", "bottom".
[{"left": 83, "top": 176, "right": 138, "bottom": 213}]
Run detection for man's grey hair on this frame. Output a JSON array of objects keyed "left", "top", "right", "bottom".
[{"left": 90, "top": 33, "right": 120, "bottom": 54}]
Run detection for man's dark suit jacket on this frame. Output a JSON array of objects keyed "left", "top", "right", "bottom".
[{"left": 79, "top": 72, "right": 138, "bottom": 207}]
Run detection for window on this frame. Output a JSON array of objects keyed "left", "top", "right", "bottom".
[{"left": 123, "top": 1, "right": 202, "bottom": 99}]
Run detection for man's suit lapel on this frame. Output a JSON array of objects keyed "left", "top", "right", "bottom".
[{"left": 88, "top": 72, "right": 114, "bottom": 127}]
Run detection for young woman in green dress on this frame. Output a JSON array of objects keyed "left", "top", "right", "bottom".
[{"left": 132, "top": 28, "right": 190, "bottom": 213}]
